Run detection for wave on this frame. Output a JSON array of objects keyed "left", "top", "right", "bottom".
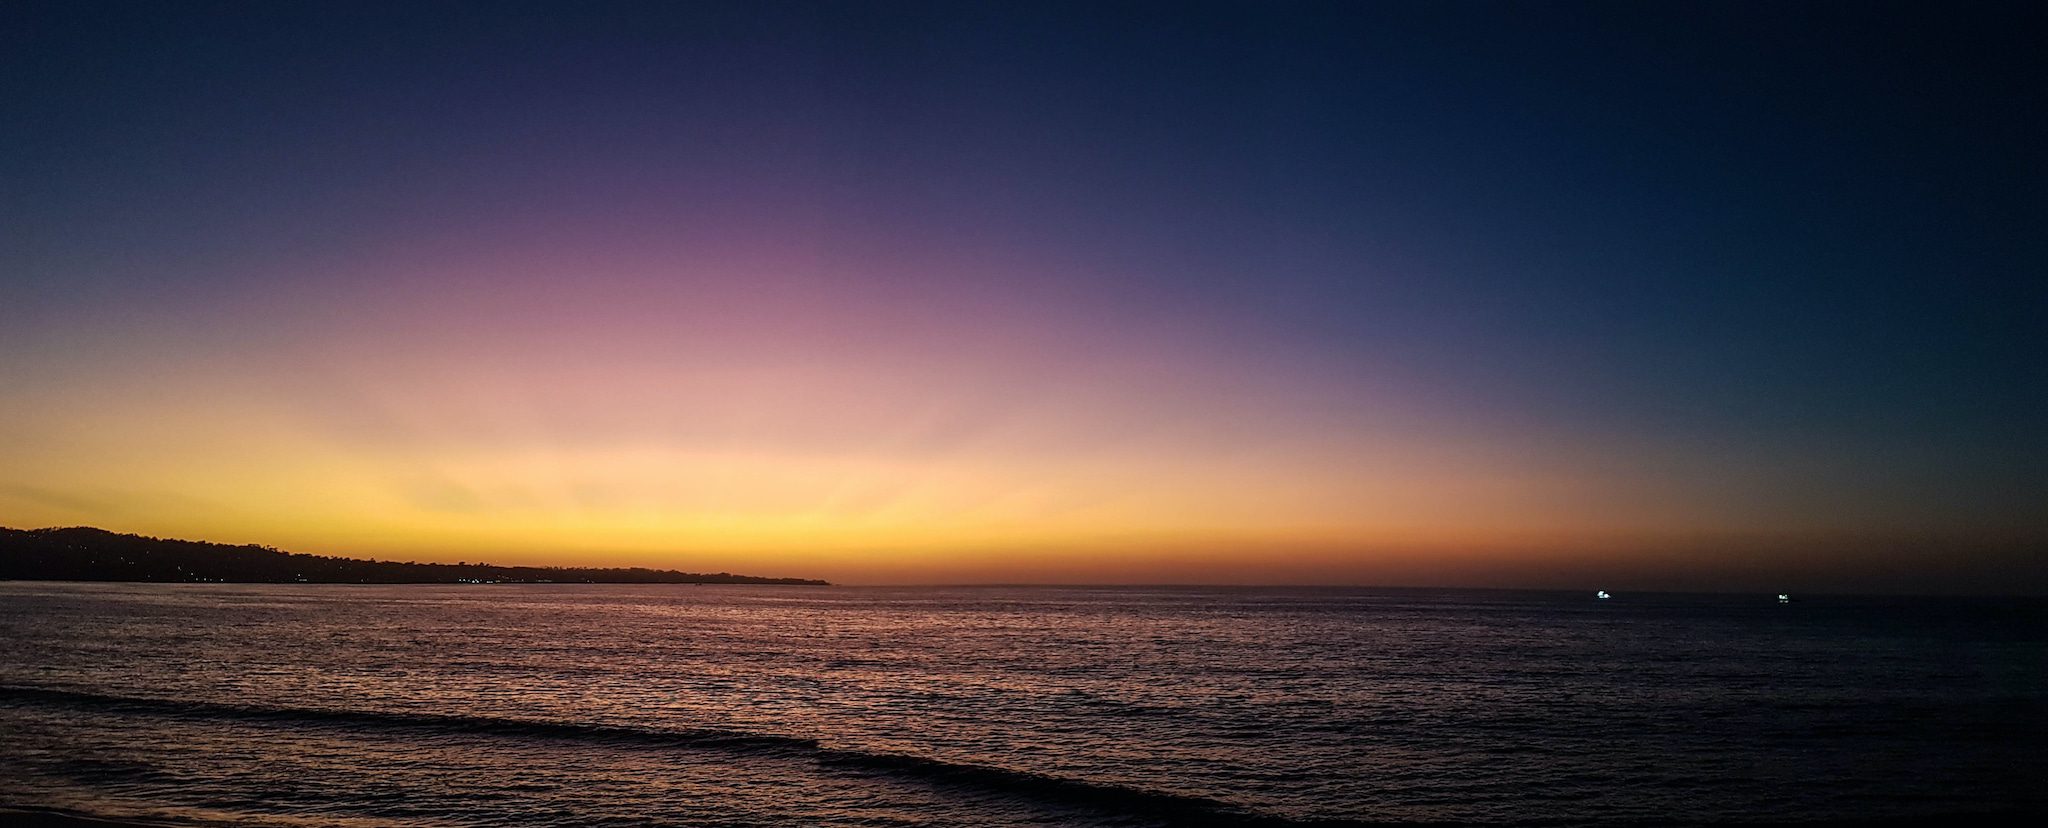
[{"left": 0, "top": 684, "right": 1384, "bottom": 827}]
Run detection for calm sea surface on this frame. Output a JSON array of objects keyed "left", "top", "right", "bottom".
[{"left": 2, "top": 583, "right": 2044, "bottom": 826}]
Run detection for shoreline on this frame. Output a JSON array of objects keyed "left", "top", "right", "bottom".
[{"left": 0, "top": 808, "right": 176, "bottom": 828}]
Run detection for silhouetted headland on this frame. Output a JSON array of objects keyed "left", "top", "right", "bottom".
[{"left": 0, "top": 527, "right": 829, "bottom": 585}]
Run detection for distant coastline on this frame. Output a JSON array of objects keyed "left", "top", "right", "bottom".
[{"left": 0, "top": 526, "right": 829, "bottom": 586}]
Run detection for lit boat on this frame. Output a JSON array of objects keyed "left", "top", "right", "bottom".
[{"left": 1596, "top": 590, "right": 1611, "bottom": 600}]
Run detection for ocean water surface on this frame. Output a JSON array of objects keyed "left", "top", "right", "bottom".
[{"left": 1, "top": 583, "right": 2043, "bottom": 826}]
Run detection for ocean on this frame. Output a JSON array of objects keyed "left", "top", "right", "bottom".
[{"left": 2, "top": 582, "right": 2043, "bottom": 826}]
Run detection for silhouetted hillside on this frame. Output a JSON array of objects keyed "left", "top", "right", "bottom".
[{"left": 0, "top": 527, "right": 829, "bottom": 585}]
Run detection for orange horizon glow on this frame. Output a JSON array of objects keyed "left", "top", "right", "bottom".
[{"left": 3, "top": 214, "right": 2039, "bottom": 595}]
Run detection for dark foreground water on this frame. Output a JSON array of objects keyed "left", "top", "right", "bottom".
[{"left": 1, "top": 583, "right": 2043, "bottom": 827}]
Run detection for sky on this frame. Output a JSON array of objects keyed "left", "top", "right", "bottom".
[{"left": 3, "top": 1, "right": 2044, "bottom": 591}]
